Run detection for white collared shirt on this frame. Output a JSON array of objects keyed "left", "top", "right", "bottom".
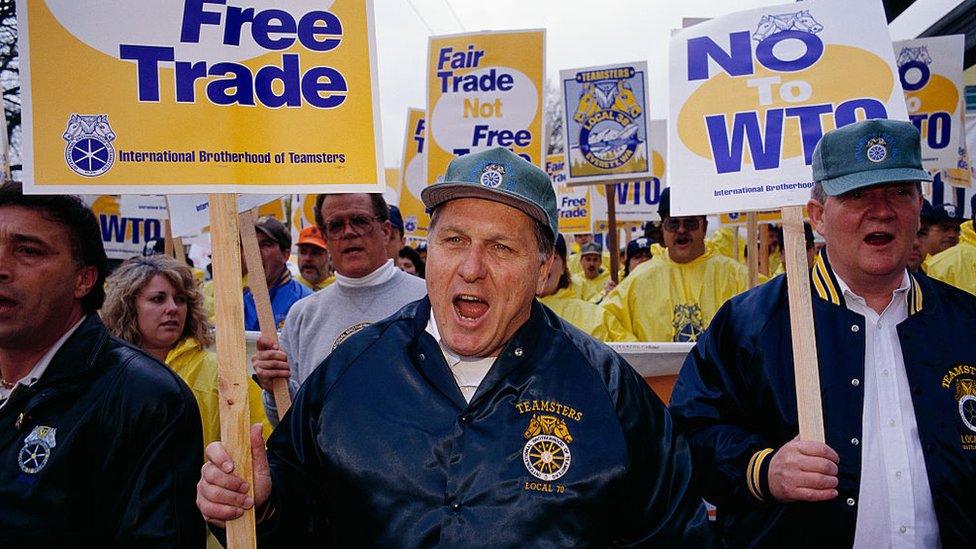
[
  {"left": 0, "top": 317, "right": 85, "bottom": 409},
  {"left": 425, "top": 312, "right": 494, "bottom": 403},
  {"left": 837, "top": 272, "right": 940, "bottom": 549}
]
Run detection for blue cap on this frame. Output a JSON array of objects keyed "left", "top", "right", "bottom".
[
  {"left": 812, "top": 119, "right": 932, "bottom": 196},
  {"left": 626, "top": 237, "right": 651, "bottom": 260},
  {"left": 928, "top": 202, "right": 964, "bottom": 225},
  {"left": 388, "top": 205, "right": 404, "bottom": 232},
  {"left": 421, "top": 147, "right": 557, "bottom": 240}
]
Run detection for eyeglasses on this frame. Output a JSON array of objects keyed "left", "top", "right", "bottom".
[
  {"left": 322, "top": 215, "right": 384, "bottom": 238},
  {"left": 663, "top": 217, "right": 701, "bottom": 232}
]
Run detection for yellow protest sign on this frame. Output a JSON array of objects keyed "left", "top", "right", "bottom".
[
  {"left": 385, "top": 168, "right": 401, "bottom": 207},
  {"left": 546, "top": 154, "right": 592, "bottom": 234},
  {"left": 18, "top": 0, "right": 384, "bottom": 194},
  {"left": 426, "top": 30, "right": 545, "bottom": 184},
  {"left": 400, "top": 108, "right": 430, "bottom": 242}
]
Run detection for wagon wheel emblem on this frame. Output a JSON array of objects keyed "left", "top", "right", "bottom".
[
  {"left": 70, "top": 138, "right": 111, "bottom": 173},
  {"left": 522, "top": 434, "right": 572, "bottom": 481}
]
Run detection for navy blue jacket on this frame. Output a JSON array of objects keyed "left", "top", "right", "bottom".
[
  {"left": 670, "top": 250, "right": 976, "bottom": 548},
  {"left": 259, "top": 298, "right": 711, "bottom": 546},
  {"left": 0, "top": 315, "right": 205, "bottom": 546}
]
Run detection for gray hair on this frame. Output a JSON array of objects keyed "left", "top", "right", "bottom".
[{"left": 428, "top": 207, "right": 554, "bottom": 263}]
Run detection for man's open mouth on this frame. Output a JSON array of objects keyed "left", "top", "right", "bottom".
[
  {"left": 864, "top": 232, "right": 894, "bottom": 246},
  {"left": 453, "top": 294, "right": 489, "bottom": 321}
]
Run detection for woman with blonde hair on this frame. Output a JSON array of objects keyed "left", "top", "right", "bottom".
[{"left": 102, "top": 255, "right": 271, "bottom": 446}]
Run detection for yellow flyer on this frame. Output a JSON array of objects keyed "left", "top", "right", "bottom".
[
  {"left": 18, "top": 0, "right": 384, "bottom": 194},
  {"left": 426, "top": 29, "right": 545, "bottom": 184},
  {"left": 399, "top": 108, "right": 429, "bottom": 241}
]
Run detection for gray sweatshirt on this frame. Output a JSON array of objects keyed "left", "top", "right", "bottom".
[{"left": 263, "top": 263, "right": 427, "bottom": 423}]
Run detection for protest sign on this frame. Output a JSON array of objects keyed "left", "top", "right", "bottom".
[
  {"left": 546, "top": 154, "right": 593, "bottom": 234},
  {"left": 87, "top": 195, "right": 165, "bottom": 260},
  {"left": 669, "top": 0, "right": 907, "bottom": 216},
  {"left": 426, "top": 29, "right": 545, "bottom": 184},
  {"left": 119, "top": 195, "right": 169, "bottom": 220},
  {"left": 17, "top": 0, "right": 384, "bottom": 194},
  {"left": 560, "top": 62, "right": 652, "bottom": 184},
  {"left": 400, "top": 108, "right": 430, "bottom": 242},
  {"left": 894, "top": 35, "right": 965, "bottom": 172},
  {"left": 167, "top": 194, "right": 284, "bottom": 238},
  {"left": 592, "top": 120, "right": 667, "bottom": 228}
]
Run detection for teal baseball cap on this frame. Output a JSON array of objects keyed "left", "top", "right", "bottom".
[
  {"left": 421, "top": 147, "right": 558, "bottom": 240},
  {"left": 812, "top": 119, "right": 932, "bottom": 196}
]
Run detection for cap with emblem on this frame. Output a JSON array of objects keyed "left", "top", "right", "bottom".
[
  {"left": 626, "top": 237, "right": 651, "bottom": 260},
  {"left": 421, "top": 147, "right": 558, "bottom": 241},
  {"left": 928, "top": 202, "right": 964, "bottom": 225},
  {"left": 812, "top": 119, "right": 932, "bottom": 196},
  {"left": 255, "top": 216, "right": 291, "bottom": 251},
  {"left": 580, "top": 241, "right": 603, "bottom": 256}
]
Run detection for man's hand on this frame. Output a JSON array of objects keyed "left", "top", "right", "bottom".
[
  {"left": 196, "top": 424, "right": 272, "bottom": 527},
  {"left": 252, "top": 336, "right": 290, "bottom": 392},
  {"left": 767, "top": 436, "right": 839, "bottom": 503}
]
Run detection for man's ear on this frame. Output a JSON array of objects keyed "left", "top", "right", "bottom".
[
  {"left": 74, "top": 265, "right": 98, "bottom": 300},
  {"left": 536, "top": 253, "right": 556, "bottom": 294},
  {"left": 807, "top": 199, "right": 826, "bottom": 238}
]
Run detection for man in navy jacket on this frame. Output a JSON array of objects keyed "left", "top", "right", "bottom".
[
  {"left": 670, "top": 119, "right": 976, "bottom": 547},
  {"left": 197, "top": 147, "right": 711, "bottom": 546}
]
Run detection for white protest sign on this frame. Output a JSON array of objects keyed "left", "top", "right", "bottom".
[
  {"left": 668, "top": 0, "right": 907, "bottom": 215},
  {"left": 894, "top": 35, "right": 965, "bottom": 171},
  {"left": 167, "top": 194, "right": 283, "bottom": 237}
]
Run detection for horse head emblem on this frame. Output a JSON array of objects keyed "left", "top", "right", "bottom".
[{"left": 753, "top": 10, "right": 823, "bottom": 41}]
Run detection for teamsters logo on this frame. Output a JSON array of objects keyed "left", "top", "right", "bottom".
[
  {"left": 865, "top": 137, "right": 888, "bottom": 163},
  {"left": 18, "top": 425, "right": 57, "bottom": 474},
  {"left": 572, "top": 67, "right": 643, "bottom": 170},
  {"left": 62, "top": 114, "right": 116, "bottom": 177},
  {"left": 480, "top": 163, "right": 506, "bottom": 188},
  {"left": 522, "top": 414, "right": 573, "bottom": 482},
  {"left": 941, "top": 365, "right": 976, "bottom": 451}
]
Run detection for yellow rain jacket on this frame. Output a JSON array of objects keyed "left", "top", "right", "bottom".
[
  {"left": 706, "top": 227, "right": 746, "bottom": 262},
  {"left": 926, "top": 220, "right": 976, "bottom": 296},
  {"left": 602, "top": 249, "right": 750, "bottom": 342},
  {"left": 552, "top": 274, "right": 586, "bottom": 300},
  {"left": 579, "top": 269, "right": 612, "bottom": 303},
  {"left": 165, "top": 337, "right": 273, "bottom": 446},
  {"left": 538, "top": 295, "right": 636, "bottom": 343},
  {"left": 567, "top": 251, "right": 612, "bottom": 276}
]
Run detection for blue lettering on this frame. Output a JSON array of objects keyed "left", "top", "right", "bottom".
[
  {"left": 180, "top": 0, "right": 225, "bottom": 43},
  {"left": 255, "top": 53, "right": 301, "bottom": 107},
  {"left": 300, "top": 65, "right": 347, "bottom": 108},
  {"left": 755, "top": 30, "right": 823, "bottom": 72},
  {"left": 206, "top": 62, "right": 255, "bottom": 106},
  {"left": 175, "top": 61, "right": 208, "bottom": 102},
  {"left": 252, "top": 9, "right": 297, "bottom": 50},
  {"left": 687, "top": 31, "right": 753, "bottom": 80},
  {"left": 785, "top": 104, "right": 832, "bottom": 164},
  {"left": 222, "top": 6, "right": 254, "bottom": 46},
  {"left": 705, "top": 110, "right": 784, "bottom": 173},
  {"left": 899, "top": 60, "right": 930, "bottom": 92},
  {"left": 413, "top": 119, "right": 426, "bottom": 153},
  {"left": 119, "top": 45, "right": 175, "bottom": 102},
  {"left": 834, "top": 98, "right": 887, "bottom": 128},
  {"left": 99, "top": 215, "right": 126, "bottom": 243},
  {"left": 926, "top": 112, "right": 951, "bottom": 149},
  {"left": 298, "top": 11, "right": 342, "bottom": 52}
]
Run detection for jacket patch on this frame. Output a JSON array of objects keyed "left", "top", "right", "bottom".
[
  {"left": 672, "top": 303, "right": 704, "bottom": 342},
  {"left": 18, "top": 425, "right": 57, "bottom": 474},
  {"left": 332, "top": 322, "right": 371, "bottom": 351},
  {"left": 941, "top": 365, "right": 976, "bottom": 450},
  {"left": 515, "top": 400, "right": 582, "bottom": 492}
]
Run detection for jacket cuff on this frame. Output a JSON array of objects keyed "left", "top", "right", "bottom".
[{"left": 746, "top": 447, "right": 775, "bottom": 502}]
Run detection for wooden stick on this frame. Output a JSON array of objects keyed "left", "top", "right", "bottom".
[
  {"left": 173, "top": 236, "right": 187, "bottom": 265},
  {"left": 758, "top": 222, "right": 770, "bottom": 276},
  {"left": 238, "top": 208, "right": 292, "bottom": 416},
  {"left": 605, "top": 183, "right": 620, "bottom": 284},
  {"left": 732, "top": 226, "right": 741, "bottom": 262},
  {"left": 164, "top": 219, "right": 175, "bottom": 258},
  {"left": 208, "top": 194, "right": 257, "bottom": 548},
  {"left": 746, "top": 212, "right": 759, "bottom": 288},
  {"left": 782, "top": 205, "right": 825, "bottom": 442}
]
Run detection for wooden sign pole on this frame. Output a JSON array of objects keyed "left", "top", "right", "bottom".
[
  {"left": 208, "top": 194, "right": 257, "bottom": 548},
  {"left": 746, "top": 212, "right": 759, "bottom": 288},
  {"left": 605, "top": 183, "right": 620, "bottom": 284},
  {"left": 173, "top": 236, "right": 187, "bottom": 265},
  {"left": 732, "top": 226, "right": 741, "bottom": 262},
  {"left": 238, "top": 208, "right": 292, "bottom": 416},
  {"left": 163, "top": 219, "right": 175, "bottom": 258},
  {"left": 782, "top": 205, "right": 825, "bottom": 442},
  {"left": 758, "top": 223, "right": 770, "bottom": 276}
]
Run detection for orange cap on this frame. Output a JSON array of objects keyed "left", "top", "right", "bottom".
[{"left": 297, "top": 225, "right": 327, "bottom": 250}]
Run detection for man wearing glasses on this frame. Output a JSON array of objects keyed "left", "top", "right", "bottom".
[
  {"left": 252, "top": 193, "right": 426, "bottom": 425},
  {"left": 602, "top": 186, "right": 749, "bottom": 341}
]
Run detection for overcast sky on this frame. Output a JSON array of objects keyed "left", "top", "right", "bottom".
[{"left": 371, "top": 0, "right": 813, "bottom": 166}]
